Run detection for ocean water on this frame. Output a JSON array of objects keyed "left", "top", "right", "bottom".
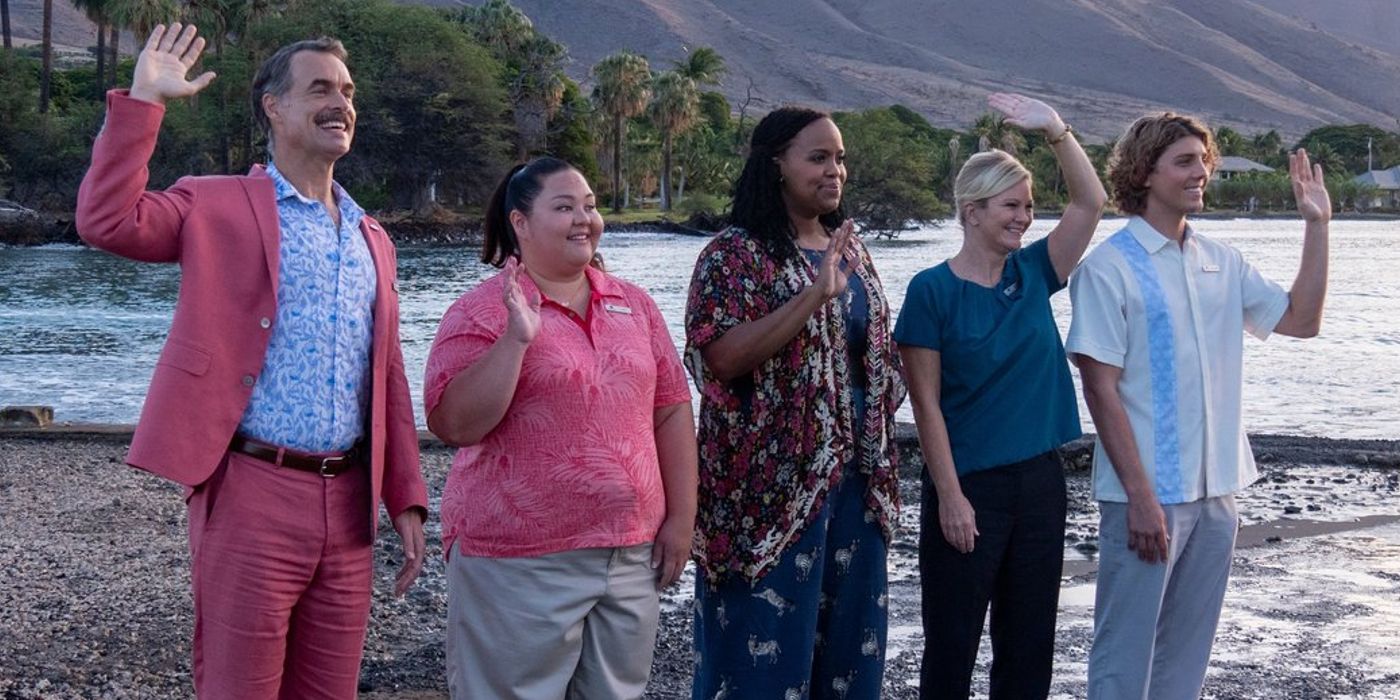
[{"left": 1, "top": 217, "right": 1396, "bottom": 439}]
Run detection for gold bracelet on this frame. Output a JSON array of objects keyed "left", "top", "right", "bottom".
[{"left": 1048, "top": 123, "right": 1073, "bottom": 145}]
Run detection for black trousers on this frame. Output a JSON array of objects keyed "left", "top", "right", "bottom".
[{"left": 919, "top": 450, "right": 1068, "bottom": 700}]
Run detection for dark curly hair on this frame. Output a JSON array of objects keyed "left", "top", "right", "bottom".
[
  {"left": 729, "top": 106, "right": 845, "bottom": 261},
  {"left": 1109, "top": 113, "right": 1220, "bottom": 215}
]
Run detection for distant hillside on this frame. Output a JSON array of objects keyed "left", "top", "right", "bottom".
[
  {"left": 426, "top": 0, "right": 1400, "bottom": 141},
  {"left": 1254, "top": 0, "right": 1400, "bottom": 56},
  {"left": 15, "top": 0, "right": 1400, "bottom": 140},
  {"left": 6, "top": 0, "right": 123, "bottom": 55}
]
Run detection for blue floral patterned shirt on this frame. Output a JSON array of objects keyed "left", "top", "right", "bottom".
[{"left": 237, "top": 162, "right": 377, "bottom": 452}]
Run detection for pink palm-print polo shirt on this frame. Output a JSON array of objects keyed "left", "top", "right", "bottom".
[{"left": 425, "top": 265, "right": 691, "bottom": 558}]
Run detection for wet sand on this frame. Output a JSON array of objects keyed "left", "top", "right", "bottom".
[{"left": 1, "top": 430, "right": 1396, "bottom": 698}]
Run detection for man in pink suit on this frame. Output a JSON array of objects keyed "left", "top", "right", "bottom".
[{"left": 76, "top": 24, "right": 428, "bottom": 698}]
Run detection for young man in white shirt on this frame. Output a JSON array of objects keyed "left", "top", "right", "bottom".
[{"left": 1066, "top": 113, "right": 1331, "bottom": 699}]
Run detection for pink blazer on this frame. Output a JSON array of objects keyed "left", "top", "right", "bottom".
[{"left": 76, "top": 91, "right": 427, "bottom": 526}]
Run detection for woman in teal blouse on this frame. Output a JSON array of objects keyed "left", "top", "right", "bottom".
[{"left": 895, "top": 93, "right": 1106, "bottom": 699}]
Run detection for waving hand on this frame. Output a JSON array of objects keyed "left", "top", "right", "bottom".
[
  {"left": 1290, "top": 149, "right": 1331, "bottom": 224},
  {"left": 502, "top": 258, "right": 542, "bottom": 346},
  {"left": 812, "top": 220, "right": 856, "bottom": 301},
  {"left": 129, "top": 23, "right": 217, "bottom": 106},
  {"left": 987, "top": 92, "right": 1066, "bottom": 136}
]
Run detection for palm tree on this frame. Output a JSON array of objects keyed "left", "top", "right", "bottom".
[
  {"left": 947, "top": 136, "right": 961, "bottom": 181},
  {"left": 185, "top": 0, "right": 242, "bottom": 172},
  {"left": 454, "top": 3, "right": 567, "bottom": 160},
  {"left": 38, "top": 0, "right": 52, "bottom": 113},
  {"left": 1214, "top": 126, "right": 1246, "bottom": 157},
  {"left": 2, "top": 0, "right": 12, "bottom": 51},
  {"left": 508, "top": 34, "right": 567, "bottom": 159},
  {"left": 185, "top": 0, "right": 240, "bottom": 53},
  {"left": 1307, "top": 142, "right": 1343, "bottom": 176},
  {"left": 672, "top": 46, "right": 725, "bottom": 87},
  {"left": 972, "top": 112, "right": 1023, "bottom": 156},
  {"left": 106, "top": 24, "right": 118, "bottom": 88},
  {"left": 104, "top": 0, "right": 177, "bottom": 102},
  {"left": 649, "top": 70, "right": 699, "bottom": 211},
  {"left": 109, "top": 0, "right": 178, "bottom": 39},
  {"left": 591, "top": 51, "right": 651, "bottom": 213},
  {"left": 1250, "top": 130, "right": 1285, "bottom": 167},
  {"left": 466, "top": 0, "right": 533, "bottom": 53},
  {"left": 72, "top": 0, "right": 112, "bottom": 97}
]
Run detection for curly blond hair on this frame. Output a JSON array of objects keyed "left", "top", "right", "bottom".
[{"left": 1108, "top": 113, "right": 1219, "bottom": 215}]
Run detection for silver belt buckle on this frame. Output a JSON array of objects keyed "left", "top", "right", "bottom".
[{"left": 319, "top": 455, "right": 347, "bottom": 478}]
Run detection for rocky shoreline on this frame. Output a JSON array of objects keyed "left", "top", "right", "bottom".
[{"left": 1, "top": 431, "right": 1397, "bottom": 698}]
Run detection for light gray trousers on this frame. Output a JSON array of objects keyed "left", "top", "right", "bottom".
[
  {"left": 446, "top": 543, "right": 660, "bottom": 700},
  {"left": 1087, "top": 495, "right": 1239, "bottom": 700}
]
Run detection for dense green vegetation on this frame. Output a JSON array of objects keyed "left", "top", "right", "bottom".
[
  {"left": 1, "top": 0, "right": 1396, "bottom": 235},
  {"left": 1206, "top": 124, "right": 1389, "bottom": 212}
]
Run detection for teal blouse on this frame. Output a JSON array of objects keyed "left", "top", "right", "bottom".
[{"left": 894, "top": 237, "right": 1081, "bottom": 475}]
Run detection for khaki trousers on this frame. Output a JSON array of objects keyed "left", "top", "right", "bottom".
[{"left": 446, "top": 542, "right": 660, "bottom": 700}]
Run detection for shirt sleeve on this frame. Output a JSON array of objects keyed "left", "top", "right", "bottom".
[
  {"left": 684, "top": 236, "right": 771, "bottom": 350},
  {"left": 1065, "top": 258, "right": 1128, "bottom": 368},
  {"left": 1238, "top": 254, "right": 1289, "bottom": 341},
  {"left": 893, "top": 269, "right": 943, "bottom": 351},
  {"left": 422, "top": 296, "right": 499, "bottom": 420},
  {"left": 1021, "top": 236, "right": 1065, "bottom": 294},
  {"left": 640, "top": 290, "right": 692, "bottom": 406}
]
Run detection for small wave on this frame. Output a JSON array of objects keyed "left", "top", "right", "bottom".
[
  {"left": 0, "top": 328, "right": 127, "bottom": 356},
  {"left": 0, "top": 242, "right": 90, "bottom": 251}
]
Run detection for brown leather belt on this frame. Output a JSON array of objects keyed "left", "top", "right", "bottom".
[{"left": 228, "top": 434, "right": 362, "bottom": 478}]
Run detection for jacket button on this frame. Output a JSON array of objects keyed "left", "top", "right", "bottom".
[
  {"left": 242, "top": 375, "right": 255, "bottom": 387},
  {"left": 259, "top": 317, "right": 272, "bottom": 329}
]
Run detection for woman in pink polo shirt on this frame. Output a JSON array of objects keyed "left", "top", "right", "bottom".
[{"left": 424, "top": 156, "right": 698, "bottom": 700}]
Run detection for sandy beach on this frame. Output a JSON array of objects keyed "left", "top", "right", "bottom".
[{"left": 1, "top": 429, "right": 1397, "bottom": 699}]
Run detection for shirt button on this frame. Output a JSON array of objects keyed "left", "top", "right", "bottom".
[
  {"left": 242, "top": 375, "right": 255, "bottom": 387},
  {"left": 259, "top": 317, "right": 271, "bottom": 329}
]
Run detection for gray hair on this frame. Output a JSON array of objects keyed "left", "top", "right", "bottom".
[
  {"left": 953, "top": 149, "right": 1032, "bottom": 225},
  {"left": 250, "top": 37, "right": 349, "bottom": 142}
]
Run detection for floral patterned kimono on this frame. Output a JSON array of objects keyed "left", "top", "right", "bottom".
[{"left": 684, "top": 227, "right": 906, "bottom": 699}]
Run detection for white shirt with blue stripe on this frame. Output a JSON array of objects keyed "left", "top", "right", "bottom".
[
  {"left": 1066, "top": 216, "right": 1289, "bottom": 504},
  {"left": 237, "top": 162, "right": 378, "bottom": 453}
]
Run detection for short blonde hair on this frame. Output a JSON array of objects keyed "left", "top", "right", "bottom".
[{"left": 954, "top": 150, "right": 1032, "bottom": 224}]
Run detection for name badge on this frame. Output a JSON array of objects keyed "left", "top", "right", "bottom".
[
  {"left": 604, "top": 303, "right": 633, "bottom": 315},
  {"left": 1202, "top": 263, "right": 1220, "bottom": 273}
]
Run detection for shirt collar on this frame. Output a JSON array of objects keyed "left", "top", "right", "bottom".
[
  {"left": 512, "top": 263, "right": 625, "bottom": 303},
  {"left": 1126, "top": 215, "right": 1193, "bottom": 254},
  {"left": 265, "top": 161, "right": 309, "bottom": 203},
  {"left": 583, "top": 264, "right": 625, "bottom": 300},
  {"left": 265, "top": 161, "right": 365, "bottom": 232}
]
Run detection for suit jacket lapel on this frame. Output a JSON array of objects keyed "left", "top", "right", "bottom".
[
  {"left": 243, "top": 165, "right": 281, "bottom": 298},
  {"left": 360, "top": 217, "right": 389, "bottom": 330}
]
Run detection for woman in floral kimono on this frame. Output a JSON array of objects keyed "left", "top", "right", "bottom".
[{"left": 685, "top": 106, "right": 905, "bottom": 700}]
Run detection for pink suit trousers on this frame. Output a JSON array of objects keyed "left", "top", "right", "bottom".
[{"left": 187, "top": 453, "right": 374, "bottom": 699}]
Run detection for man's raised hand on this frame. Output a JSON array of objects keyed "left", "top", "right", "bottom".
[
  {"left": 1290, "top": 149, "right": 1332, "bottom": 225},
  {"left": 129, "top": 24, "right": 217, "bottom": 106}
]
